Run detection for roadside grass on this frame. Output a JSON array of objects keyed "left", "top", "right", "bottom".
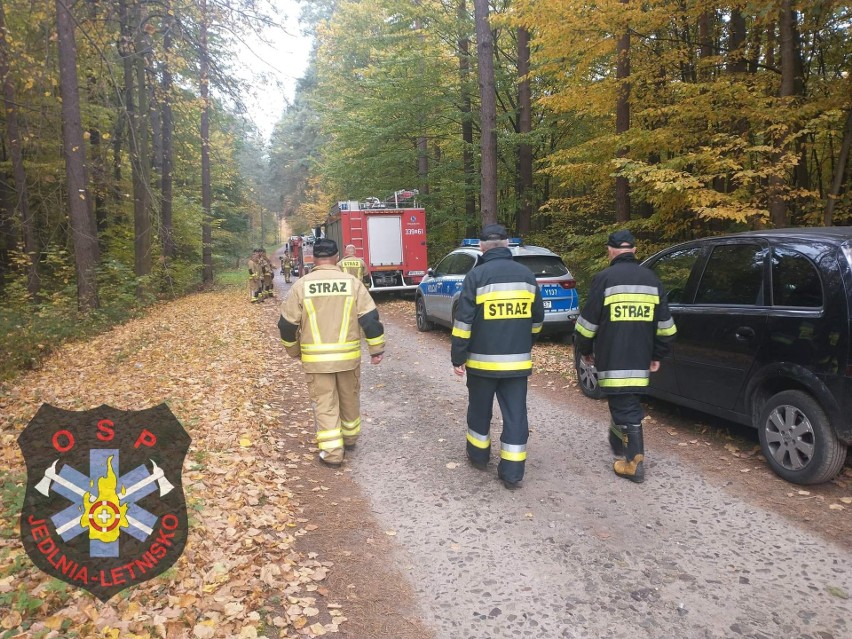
[
  {"left": 0, "top": 263, "right": 246, "bottom": 383},
  {"left": 214, "top": 268, "right": 247, "bottom": 288}
]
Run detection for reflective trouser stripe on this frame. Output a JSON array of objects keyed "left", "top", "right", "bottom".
[
  {"left": 317, "top": 428, "right": 343, "bottom": 450},
  {"left": 467, "top": 429, "right": 490, "bottom": 449},
  {"left": 598, "top": 369, "right": 650, "bottom": 388},
  {"left": 531, "top": 322, "right": 542, "bottom": 334},
  {"left": 341, "top": 418, "right": 361, "bottom": 437},
  {"left": 500, "top": 443, "right": 527, "bottom": 462}
]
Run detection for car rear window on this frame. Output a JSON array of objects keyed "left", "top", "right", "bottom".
[
  {"left": 514, "top": 256, "right": 569, "bottom": 278},
  {"left": 771, "top": 247, "right": 823, "bottom": 307}
]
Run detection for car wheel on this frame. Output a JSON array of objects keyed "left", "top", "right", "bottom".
[
  {"left": 757, "top": 390, "right": 847, "bottom": 485},
  {"left": 574, "top": 345, "right": 604, "bottom": 400},
  {"left": 415, "top": 296, "right": 434, "bottom": 332}
]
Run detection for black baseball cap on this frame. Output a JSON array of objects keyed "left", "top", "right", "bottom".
[
  {"left": 479, "top": 224, "right": 509, "bottom": 241},
  {"left": 606, "top": 230, "right": 636, "bottom": 248},
  {"left": 313, "top": 238, "right": 339, "bottom": 257}
]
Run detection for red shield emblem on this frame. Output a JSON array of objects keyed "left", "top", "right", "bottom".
[{"left": 18, "top": 404, "right": 190, "bottom": 601}]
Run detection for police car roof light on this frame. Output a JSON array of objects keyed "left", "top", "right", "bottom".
[{"left": 461, "top": 237, "right": 524, "bottom": 247}]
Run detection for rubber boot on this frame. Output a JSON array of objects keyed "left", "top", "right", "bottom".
[
  {"left": 613, "top": 423, "right": 644, "bottom": 483},
  {"left": 608, "top": 421, "right": 625, "bottom": 456}
]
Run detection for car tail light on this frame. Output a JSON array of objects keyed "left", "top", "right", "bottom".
[{"left": 560, "top": 280, "right": 576, "bottom": 289}]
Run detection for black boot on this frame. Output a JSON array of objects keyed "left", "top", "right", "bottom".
[
  {"left": 613, "top": 423, "right": 644, "bottom": 483},
  {"left": 608, "top": 421, "right": 625, "bottom": 456}
]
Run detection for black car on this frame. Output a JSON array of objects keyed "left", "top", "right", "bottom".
[{"left": 575, "top": 228, "right": 852, "bottom": 485}]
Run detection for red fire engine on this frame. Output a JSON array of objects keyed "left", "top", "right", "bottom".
[
  {"left": 324, "top": 189, "right": 427, "bottom": 292},
  {"left": 287, "top": 235, "right": 315, "bottom": 277}
]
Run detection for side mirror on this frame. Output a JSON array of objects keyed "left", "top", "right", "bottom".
[{"left": 427, "top": 268, "right": 434, "bottom": 277}]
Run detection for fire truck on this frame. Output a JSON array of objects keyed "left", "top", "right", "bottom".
[
  {"left": 287, "top": 235, "right": 315, "bottom": 277},
  {"left": 324, "top": 189, "right": 428, "bottom": 292}
]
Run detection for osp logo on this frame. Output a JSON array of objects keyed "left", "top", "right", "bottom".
[{"left": 18, "top": 404, "right": 190, "bottom": 601}]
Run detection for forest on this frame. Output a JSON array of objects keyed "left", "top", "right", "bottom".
[{"left": 1, "top": 0, "right": 850, "bottom": 377}]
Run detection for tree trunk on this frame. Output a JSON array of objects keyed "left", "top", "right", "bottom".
[
  {"left": 614, "top": 0, "right": 631, "bottom": 224},
  {"left": 769, "top": 0, "right": 800, "bottom": 228},
  {"left": 824, "top": 109, "right": 852, "bottom": 226},
  {"left": 473, "top": 0, "right": 497, "bottom": 226},
  {"left": 727, "top": 9, "right": 747, "bottom": 74},
  {"left": 698, "top": 10, "right": 712, "bottom": 81},
  {"left": 457, "top": 0, "right": 476, "bottom": 221},
  {"left": 133, "top": 5, "right": 152, "bottom": 281},
  {"left": 414, "top": 11, "right": 429, "bottom": 196},
  {"left": 56, "top": 0, "right": 99, "bottom": 310},
  {"left": 516, "top": 26, "right": 533, "bottom": 236},
  {"left": 160, "top": 9, "right": 175, "bottom": 259},
  {"left": 200, "top": 0, "right": 213, "bottom": 284},
  {"left": 0, "top": 0, "right": 39, "bottom": 297}
]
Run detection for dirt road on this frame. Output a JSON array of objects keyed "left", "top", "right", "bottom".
[
  {"left": 268, "top": 268, "right": 851, "bottom": 639},
  {"left": 355, "top": 306, "right": 852, "bottom": 639}
]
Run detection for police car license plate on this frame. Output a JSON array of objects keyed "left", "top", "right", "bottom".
[{"left": 543, "top": 300, "right": 552, "bottom": 309}]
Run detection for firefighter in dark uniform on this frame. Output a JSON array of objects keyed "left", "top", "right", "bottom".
[
  {"left": 574, "top": 229, "right": 677, "bottom": 483},
  {"left": 451, "top": 224, "right": 545, "bottom": 489},
  {"left": 278, "top": 239, "right": 385, "bottom": 466}
]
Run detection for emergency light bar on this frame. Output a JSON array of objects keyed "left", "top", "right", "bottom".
[{"left": 461, "top": 238, "right": 523, "bottom": 247}]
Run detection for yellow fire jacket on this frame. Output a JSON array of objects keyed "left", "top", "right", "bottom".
[{"left": 278, "top": 264, "right": 385, "bottom": 373}]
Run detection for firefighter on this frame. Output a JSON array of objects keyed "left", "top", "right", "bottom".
[
  {"left": 337, "top": 244, "right": 369, "bottom": 285},
  {"left": 281, "top": 253, "right": 293, "bottom": 283},
  {"left": 278, "top": 238, "right": 385, "bottom": 466},
  {"left": 574, "top": 229, "right": 677, "bottom": 483},
  {"left": 247, "top": 249, "right": 263, "bottom": 303},
  {"left": 450, "top": 224, "right": 545, "bottom": 489},
  {"left": 259, "top": 249, "right": 274, "bottom": 298}
]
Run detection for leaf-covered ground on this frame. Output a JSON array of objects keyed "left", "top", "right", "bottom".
[{"left": 0, "top": 288, "right": 346, "bottom": 639}]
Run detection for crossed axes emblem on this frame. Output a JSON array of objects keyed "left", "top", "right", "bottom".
[{"left": 35, "top": 459, "right": 174, "bottom": 500}]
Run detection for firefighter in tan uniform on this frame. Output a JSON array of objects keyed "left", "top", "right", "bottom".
[
  {"left": 259, "top": 248, "right": 274, "bottom": 298},
  {"left": 337, "top": 244, "right": 369, "bottom": 285},
  {"left": 278, "top": 238, "right": 385, "bottom": 466},
  {"left": 247, "top": 249, "right": 263, "bottom": 303}
]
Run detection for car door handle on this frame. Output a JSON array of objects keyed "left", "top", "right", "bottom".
[{"left": 735, "top": 326, "right": 756, "bottom": 342}]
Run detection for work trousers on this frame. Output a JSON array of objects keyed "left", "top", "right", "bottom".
[
  {"left": 606, "top": 392, "right": 644, "bottom": 425},
  {"left": 305, "top": 368, "right": 362, "bottom": 463},
  {"left": 249, "top": 276, "right": 261, "bottom": 299},
  {"left": 465, "top": 374, "right": 529, "bottom": 483}
]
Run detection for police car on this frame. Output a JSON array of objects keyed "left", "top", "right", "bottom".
[{"left": 414, "top": 239, "right": 579, "bottom": 339}]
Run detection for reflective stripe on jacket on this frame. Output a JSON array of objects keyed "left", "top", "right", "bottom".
[
  {"left": 450, "top": 247, "right": 545, "bottom": 378},
  {"left": 278, "top": 264, "right": 384, "bottom": 373},
  {"left": 574, "top": 252, "right": 676, "bottom": 394}
]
